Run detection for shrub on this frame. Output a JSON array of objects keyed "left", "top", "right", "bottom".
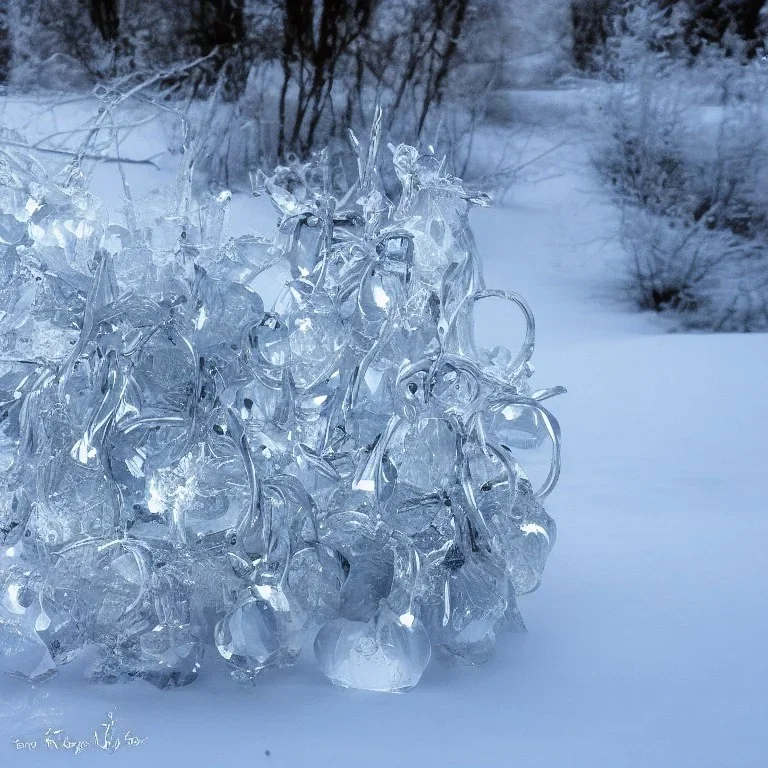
[
  {"left": 597, "top": 68, "right": 768, "bottom": 330},
  {"left": 571, "top": 0, "right": 768, "bottom": 76}
]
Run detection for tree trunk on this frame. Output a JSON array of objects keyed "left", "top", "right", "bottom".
[{"left": 89, "top": 0, "right": 120, "bottom": 42}]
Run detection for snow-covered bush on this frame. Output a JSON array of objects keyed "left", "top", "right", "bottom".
[
  {"left": 6, "top": 0, "right": 254, "bottom": 94},
  {"left": 597, "top": 78, "right": 689, "bottom": 217},
  {"left": 572, "top": 0, "right": 768, "bottom": 76},
  {"left": 597, "top": 67, "right": 768, "bottom": 330},
  {"left": 620, "top": 206, "right": 744, "bottom": 313}
]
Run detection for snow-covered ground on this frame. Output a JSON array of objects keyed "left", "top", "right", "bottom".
[{"left": 1, "top": 94, "right": 767, "bottom": 767}]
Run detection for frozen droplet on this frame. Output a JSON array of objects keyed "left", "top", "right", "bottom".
[{"left": 314, "top": 607, "right": 431, "bottom": 692}]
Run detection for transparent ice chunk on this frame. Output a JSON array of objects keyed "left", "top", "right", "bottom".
[
  {"left": 0, "top": 570, "right": 56, "bottom": 682},
  {"left": 0, "top": 116, "right": 563, "bottom": 692},
  {"left": 215, "top": 583, "right": 306, "bottom": 682},
  {"left": 314, "top": 606, "right": 431, "bottom": 692}
]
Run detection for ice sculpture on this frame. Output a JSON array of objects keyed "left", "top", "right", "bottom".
[{"left": 0, "top": 110, "right": 563, "bottom": 691}]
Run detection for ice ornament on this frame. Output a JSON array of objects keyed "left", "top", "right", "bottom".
[{"left": 0, "top": 113, "right": 564, "bottom": 692}]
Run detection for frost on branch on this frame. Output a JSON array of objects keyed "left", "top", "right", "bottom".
[{"left": 0, "top": 111, "right": 564, "bottom": 691}]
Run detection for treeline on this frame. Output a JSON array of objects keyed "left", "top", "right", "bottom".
[
  {"left": 572, "top": 0, "right": 768, "bottom": 72},
  {"left": 1, "top": 0, "right": 514, "bottom": 161}
]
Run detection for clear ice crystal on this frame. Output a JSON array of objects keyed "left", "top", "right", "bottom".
[
  {"left": 314, "top": 606, "right": 431, "bottom": 692},
  {"left": 0, "top": 563, "right": 56, "bottom": 682},
  {"left": 0, "top": 109, "right": 564, "bottom": 691},
  {"left": 214, "top": 584, "right": 306, "bottom": 682}
]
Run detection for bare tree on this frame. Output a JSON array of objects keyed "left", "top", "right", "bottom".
[
  {"left": 0, "top": 2, "right": 10, "bottom": 83},
  {"left": 186, "top": 0, "right": 250, "bottom": 98},
  {"left": 277, "top": 0, "right": 378, "bottom": 156},
  {"left": 274, "top": 0, "right": 478, "bottom": 157},
  {"left": 89, "top": 0, "right": 120, "bottom": 42}
]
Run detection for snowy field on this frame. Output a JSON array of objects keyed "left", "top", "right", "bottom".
[{"left": 1, "top": 94, "right": 767, "bottom": 767}]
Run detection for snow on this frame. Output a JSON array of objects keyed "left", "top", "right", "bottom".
[{"left": 1, "top": 95, "right": 767, "bottom": 767}]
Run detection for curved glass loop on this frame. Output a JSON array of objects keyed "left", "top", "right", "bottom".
[
  {"left": 456, "top": 289, "right": 536, "bottom": 381},
  {"left": 484, "top": 394, "right": 562, "bottom": 500}
]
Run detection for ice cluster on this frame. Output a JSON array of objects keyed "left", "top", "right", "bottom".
[{"left": 0, "top": 113, "right": 563, "bottom": 692}]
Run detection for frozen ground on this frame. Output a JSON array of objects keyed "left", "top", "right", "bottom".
[{"left": 0, "top": 93, "right": 767, "bottom": 767}]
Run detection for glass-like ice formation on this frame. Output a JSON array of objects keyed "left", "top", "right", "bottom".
[{"left": 0, "top": 110, "right": 564, "bottom": 691}]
